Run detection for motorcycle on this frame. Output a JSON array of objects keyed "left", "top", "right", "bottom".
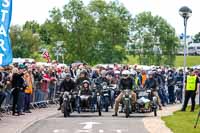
[
  {"left": 135, "top": 88, "right": 158, "bottom": 117},
  {"left": 101, "top": 82, "right": 111, "bottom": 112},
  {"left": 61, "top": 88, "right": 102, "bottom": 117},
  {"left": 122, "top": 89, "right": 133, "bottom": 118},
  {"left": 61, "top": 91, "right": 74, "bottom": 117}
]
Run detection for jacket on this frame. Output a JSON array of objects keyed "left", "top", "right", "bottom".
[{"left": 60, "top": 79, "right": 76, "bottom": 92}]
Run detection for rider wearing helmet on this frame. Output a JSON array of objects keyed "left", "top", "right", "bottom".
[
  {"left": 96, "top": 70, "right": 110, "bottom": 85},
  {"left": 76, "top": 70, "right": 90, "bottom": 87},
  {"left": 79, "top": 80, "right": 92, "bottom": 107},
  {"left": 80, "top": 80, "right": 92, "bottom": 96},
  {"left": 144, "top": 71, "right": 162, "bottom": 110},
  {"left": 112, "top": 70, "right": 137, "bottom": 116},
  {"left": 58, "top": 73, "right": 76, "bottom": 110}
]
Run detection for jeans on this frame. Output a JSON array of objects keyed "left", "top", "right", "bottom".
[
  {"left": 158, "top": 88, "right": 168, "bottom": 105},
  {"left": 0, "top": 91, "right": 6, "bottom": 107},
  {"left": 5, "top": 90, "right": 12, "bottom": 105},
  {"left": 168, "top": 86, "right": 175, "bottom": 103},
  {"left": 24, "top": 93, "right": 31, "bottom": 111},
  {"left": 35, "top": 89, "right": 43, "bottom": 102},
  {"left": 48, "top": 87, "right": 55, "bottom": 100},
  {"left": 17, "top": 91, "right": 25, "bottom": 113}
]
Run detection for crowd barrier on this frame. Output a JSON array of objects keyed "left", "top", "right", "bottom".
[{"left": 0, "top": 79, "right": 63, "bottom": 118}]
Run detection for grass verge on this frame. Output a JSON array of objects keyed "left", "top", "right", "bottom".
[
  {"left": 124, "top": 55, "right": 200, "bottom": 67},
  {"left": 162, "top": 106, "right": 200, "bottom": 133}
]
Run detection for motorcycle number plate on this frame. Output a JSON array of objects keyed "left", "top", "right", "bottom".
[
  {"left": 104, "top": 94, "right": 109, "bottom": 96},
  {"left": 124, "top": 98, "right": 129, "bottom": 100}
]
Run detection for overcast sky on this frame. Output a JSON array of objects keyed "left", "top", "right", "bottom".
[{"left": 12, "top": 0, "right": 200, "bottom": 35}]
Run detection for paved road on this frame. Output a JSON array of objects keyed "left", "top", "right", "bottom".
[{"left": 23, "top": 110, "right": 150, "bottom": 133}]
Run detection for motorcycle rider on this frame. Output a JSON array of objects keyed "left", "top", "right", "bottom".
[
  {"left": 79, "top": 80, "right": 92, "bottom": 107},
  {"left": 112, "top": 70, "right": 137, "bottom": 116},
  {"left": 97, "top": 70, "right": 110, "bottom": 85},
  {"left": 57, "top": 73, "right": 76, "bottom": 110},
  {"left": 76, "top": 70, "right": 90, "bottom": 87},
  {"left": 144, "top": 71, "right": 162, "bottom": 110}
]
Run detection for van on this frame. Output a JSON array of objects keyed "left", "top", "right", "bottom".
[
  {"left": 188, "top": 46, "right": 196, "bottom": 55},
  {"left": 195, "top": 46, "right": 200, "bottom": 55}
]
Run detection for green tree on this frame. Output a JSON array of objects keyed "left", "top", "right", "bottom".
[
  {"left": 89, "top": 0, "right": 132, "bottom": 63},
  {"left": 132, "top": 12, "right": 179, "bottom": 66},
  {"left": 10, "top": 25, "right": 42, "bottom": 60},
  {"left": 193, "top": 32, "right": 200, "bottom": 43}
]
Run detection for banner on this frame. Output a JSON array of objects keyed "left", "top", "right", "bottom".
[{"left": 0, "top": 0, "right": 12, "bottom": 66}]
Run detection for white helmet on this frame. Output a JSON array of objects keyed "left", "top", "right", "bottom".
[
  {"left": 130, "top": 70, "right": 137, "bottom": 76},
  {"left": 148, "top": 71, "right": 153, "bottom": 75},
  {"left": 122, "top": 70, "right": 130, "bottom": 76},
  {"left": 114, "top": 70, "right": 120, "bottom": 75}
]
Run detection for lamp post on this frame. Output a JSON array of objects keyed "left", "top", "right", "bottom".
[
  {"left": 53, "top": 41, "right": 66, "bottom": 63},
  {"left": 179, "top": 6, "right": 192, "bottom": 104}
]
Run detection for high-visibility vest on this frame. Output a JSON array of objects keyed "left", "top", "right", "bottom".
[
  {"left": 134, "top": 77, "right": 139, "bottom": 86},
  {"left": 186, "top": 75, "right": 196, "bottom": 91}
]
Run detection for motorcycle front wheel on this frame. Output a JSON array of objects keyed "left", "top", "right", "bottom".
[{"left": 63, "top": 101, "right": 70, "bottom": 117}]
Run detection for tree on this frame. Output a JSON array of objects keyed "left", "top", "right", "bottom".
[
  {"left": 193, "top": 32, "right": 200, "bottom": 43},
  {"left": 131, "top": 12, "right": 179, "bottom": 66},
  {"left": 88, "top": 0, "right": 132, "bottom": 63},
  {"left": 10, "top": 25, "right": 42, "bottom": 60},
  {"left": 43, "top": 0, "right": 132, "bottom": 64}
]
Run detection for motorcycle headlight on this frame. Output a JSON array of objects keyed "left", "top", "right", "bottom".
[
  {"left": 153, "top": 96, "right": 157, "bottom": 103},
  {"left": 103, "top": 86, "right": 107, "bottom": 89}
]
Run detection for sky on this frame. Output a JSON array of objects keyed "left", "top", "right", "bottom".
[{"left": 12, "top": 0, "right": 200, "bottom": 35}]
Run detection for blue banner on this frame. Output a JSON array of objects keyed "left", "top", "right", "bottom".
[{"left": 0, "top": 0, "right": 12, "bottom": 66}]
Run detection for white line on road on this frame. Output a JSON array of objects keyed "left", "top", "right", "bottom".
[
  {"left": 80, "top": 122, "right": 101, "bottom": 130},
  {"left": 53, "top": 129, "right": 66, "bottom": 133},
  {"left": 99, "top": 129, "right": 104, "bottom": 133},
  {"left": 76, "top": 130, "right": 90, "bottom": 133}
]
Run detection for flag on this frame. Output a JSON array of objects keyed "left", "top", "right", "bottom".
[
  {"left": 0, "top": 0, "right": 13, "bottom": 66},
  {"left": 42, "top": 50, "right": 51, "bottom": 63}
]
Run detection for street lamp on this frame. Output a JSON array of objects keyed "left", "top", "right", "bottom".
[
  {"left": 179, "top": 6, "right": 192, "bottom": 103},
  {"left": 52, "top": 41, "right": 66, "bottom": 63}
]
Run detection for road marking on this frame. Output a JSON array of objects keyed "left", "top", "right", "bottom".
[
  {"left": 112, "top": 129, "right": 128, "bottom": 133},
  {"left": 99, "top": 129, "right": 104, "bottom": 133},
  {"left": 53, "top": 129, "right": 66, "bottom": 133},
  {"left": 76, "top": 130, "right": 90, "bottom": 133},
  {"left": 116, "top": 129, "right": 122, "bottom": 133},
  {"left": 80, "top": 122, "right": 101, "bottom": 130}
]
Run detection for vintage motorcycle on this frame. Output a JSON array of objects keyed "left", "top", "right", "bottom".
[
  {"left": 135, "top": 88, "right": 158, "bottom": 117},
  {"left": 61, "top": 88, "right": 102, "bottom": 117}
]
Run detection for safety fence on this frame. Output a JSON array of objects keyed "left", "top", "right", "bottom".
[{"left": 0, "top": 79, "right": 63, "bottom": 117}]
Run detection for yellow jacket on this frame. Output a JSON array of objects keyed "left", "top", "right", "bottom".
[{"left": 24, "top": 72, "right": 33, "bottom": 94}]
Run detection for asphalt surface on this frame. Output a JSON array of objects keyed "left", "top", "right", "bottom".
[{"left": 23, "top": 110, "right": 150, "bottom": 133}]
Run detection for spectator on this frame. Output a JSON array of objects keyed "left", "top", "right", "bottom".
[{"left": 23, "top": 68, "right": 33, "bottom": 113}]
